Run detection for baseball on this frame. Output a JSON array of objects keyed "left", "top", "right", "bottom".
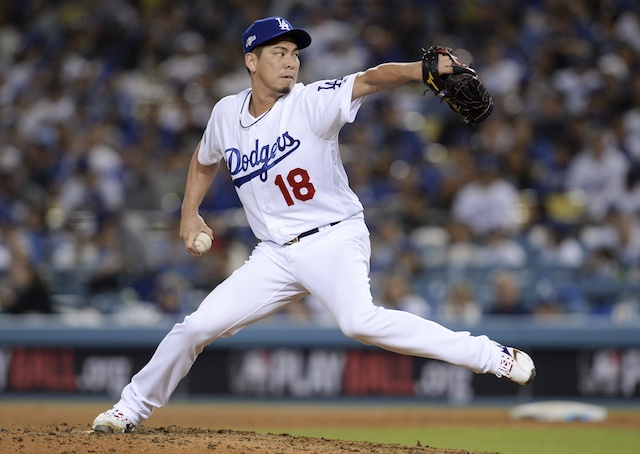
[{"left": 193, "top": 232, "right": 212, "bottom": 254}]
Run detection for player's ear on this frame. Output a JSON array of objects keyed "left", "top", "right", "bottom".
[{"left": 245, "top": 52, "right": 257, "bottom": 73}]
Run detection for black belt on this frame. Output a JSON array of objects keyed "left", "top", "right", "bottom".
[{"left": 285, "top": 221, "right": 341, "bottom": 245}]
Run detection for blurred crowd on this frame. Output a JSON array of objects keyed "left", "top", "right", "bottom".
[{"left": 1, "top": 0, "right": 640, "bottom": 325}]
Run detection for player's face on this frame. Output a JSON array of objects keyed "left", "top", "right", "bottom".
[{"left": 255, "top": 38, "right": 300, "bottom": 95}]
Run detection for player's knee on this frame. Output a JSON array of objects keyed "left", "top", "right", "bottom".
[
  {"left": 337, "top": 317, "right": 374, "bottom": 342},
  {"left": 336, "top": 305, "right": 388, "bottom": 342},
  {"left": 178, "top": 316, "right": 222, "bottom": 347}
]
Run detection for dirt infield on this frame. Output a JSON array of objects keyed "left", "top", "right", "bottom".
[{"left": 1, "top": 401, "right": 638, "bottom": 453}]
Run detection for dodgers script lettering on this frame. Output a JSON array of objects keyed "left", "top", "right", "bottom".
[{"left": 225, "top": 132, "right": 301, "bottom": 187}]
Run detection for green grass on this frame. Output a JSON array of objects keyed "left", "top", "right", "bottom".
[{"left": 260, "top": 426, "right": 640, "bottom": 454}]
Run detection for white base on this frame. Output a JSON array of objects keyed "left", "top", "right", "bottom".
[{"left": 510, "top": 401, "right": 608, "bottom": 422}]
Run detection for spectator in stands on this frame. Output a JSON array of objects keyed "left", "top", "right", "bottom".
[
  {"left": 608, "top": 209, "right": 640, "bottom": 272},
  {"left": 565, "top": 125, "right": 629, "bottom": 223},
  {"left": 380, "top": 274, "right": 432, "bottom": 319},
  {"left": 552, "top": 45, "right": 604, "bottom": 116},
  {"left": 581, "top": 208, "right": 640, "bottom": 274},
  {"left": 301, "top": 28, "right": 368, "bottom": 81},
  {"left": 122, "top": 151, "right": 163, "bottom": 211},
  {"left": 444, "top": 220, "right": 479, "bottom": 268},
  {"left": 531, "top": 140, "right": 577, "bottom": 223},
  {"left": 158, "top": 31, "right": 213, "bottom": 86},
  {"left": 0, "top": 255, "right": 53, "bottom": 314},
  {"left": 439, "top": 280, "right": 482, "bottom": 325},
  {"left": 369, "top": 217, "right": 412, "bottom": 273},
  {"left": 579, "top": 246, "right": 622, "bottom": 315},
  {"left": 451, "top": 154, "right": 520, "bottom": 239},
  {"left": 527, "top": 222, "right": 586, "bottom": 268},
  {"left": 475, "top": 228, "right": 527, "bottom": 268},
  {"left": 81, "top": 215, "right": 151, "bottom": 306},
  {"left": 152, "top": 271, "right": 196, "bottom": 317},
  {"left": 373, "top": 99, "right": 426, "bottom": 167},
  {"left": 478, "top": 40, "right": 526, "bottom": 100},
  {"left": 486, "top": 270, "right": 530, "bottom": 316},
  {"left": 531, "top": 290, "right": 565, "bottom": 320},
  {"left": 621, "top": 75, "right": 640, "bottom": 163},
  {"left": 616, "top": 164, "right": 640, "bottom": 216},
  {"left": 57, "top": 158, "right": 114, "bottom": 219}
]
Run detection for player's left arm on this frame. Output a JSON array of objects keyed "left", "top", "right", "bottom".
[{"left": 352, "top": 56, "right": 452, "bottom": 100}]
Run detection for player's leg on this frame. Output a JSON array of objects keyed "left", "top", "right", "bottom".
[
  {"left": 96, "top": 241, "right": 305, "bottom": 431},
  {"left": 295, "top": 218, "right": 528, "bottom": 380}
]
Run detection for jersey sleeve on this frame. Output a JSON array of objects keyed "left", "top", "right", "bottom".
[
  {"left": 198, "top": 102, "right": 224, "bottom": 166},
  {"left": 301, "top": 73, "right": 366, "bottom": 140}
]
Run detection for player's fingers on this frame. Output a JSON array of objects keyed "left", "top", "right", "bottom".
[
  {"left": 186, "top": 229, "right": 215, "bottom": 256},
  {"left": 185, "top": 240, "right": 198, "bottom": 256},
  {"left": 438, "top": 54, "right": 453, "bottom": 75},
  {"left": 201, "top": 226, "right": 214, "bottom": 238},
  {"left": 185, "top": 234, "right": 202, "bottom": 255},
  {"left": 186, "top": 241, "right": 200, "bottom": 256}
]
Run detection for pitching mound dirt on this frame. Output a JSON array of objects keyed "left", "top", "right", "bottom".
[
  {"left": 2, "top": 424, "right": 495, "bottom": 453},
  {"left": 2, "top": 401, "right": 637, "bottom": 453}
]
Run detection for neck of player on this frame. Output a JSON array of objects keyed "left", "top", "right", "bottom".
[{"left": 248, "top": 91, "right": 279, "bottom": 117}]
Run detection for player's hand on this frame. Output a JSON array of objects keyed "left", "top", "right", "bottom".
[
  {"left": 438, "top": 53, "right": 453, "bottom": 76},
  {"left": 180, "top": 213, "right": 214, "bottom": 256}
]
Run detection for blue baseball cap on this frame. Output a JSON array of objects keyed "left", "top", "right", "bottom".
[{"left": 242, "top": 17, "right": 311, "bottom": 54}]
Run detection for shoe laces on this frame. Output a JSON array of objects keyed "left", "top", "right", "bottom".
[
  {"left": 105, "top": 408, "right": 130, "bottom": 422},
  {"left": 495, "top": 347, "right": 514, "bottom": 379}
]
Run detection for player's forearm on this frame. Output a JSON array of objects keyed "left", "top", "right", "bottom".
[
  {"left": 181, "top": 143, "right": 219, "bottom": 215},
  {"left": 352, "top": 62, "right": 422, "bottom": 99}
]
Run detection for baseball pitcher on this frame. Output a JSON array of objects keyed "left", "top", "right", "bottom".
[{"left": 93, "top": 17, "right": 534, "bottom": 433}]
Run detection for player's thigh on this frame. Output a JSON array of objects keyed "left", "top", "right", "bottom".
[
  {"left": 296, "top": 220, "right": 373, "bottom": 319},
  {"left": 190, "top": 242, "right": 305, "bottom": 332}
]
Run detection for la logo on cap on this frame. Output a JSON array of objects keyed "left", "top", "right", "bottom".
[{"left": 275, "top": 17, "right": 291, "bottom": 31}]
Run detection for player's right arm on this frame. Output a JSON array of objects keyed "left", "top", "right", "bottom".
[{"left": 180, "top": 140, "right": 219, "bottom": 255}]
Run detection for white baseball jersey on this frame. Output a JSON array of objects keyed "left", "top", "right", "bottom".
[{"left": 199, "top": 73, "right": 365, "bottom": 244}]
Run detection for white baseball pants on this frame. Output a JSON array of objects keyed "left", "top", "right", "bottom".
[{"left": 116, "top": 217, "right": 500, "bottom": 424}]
